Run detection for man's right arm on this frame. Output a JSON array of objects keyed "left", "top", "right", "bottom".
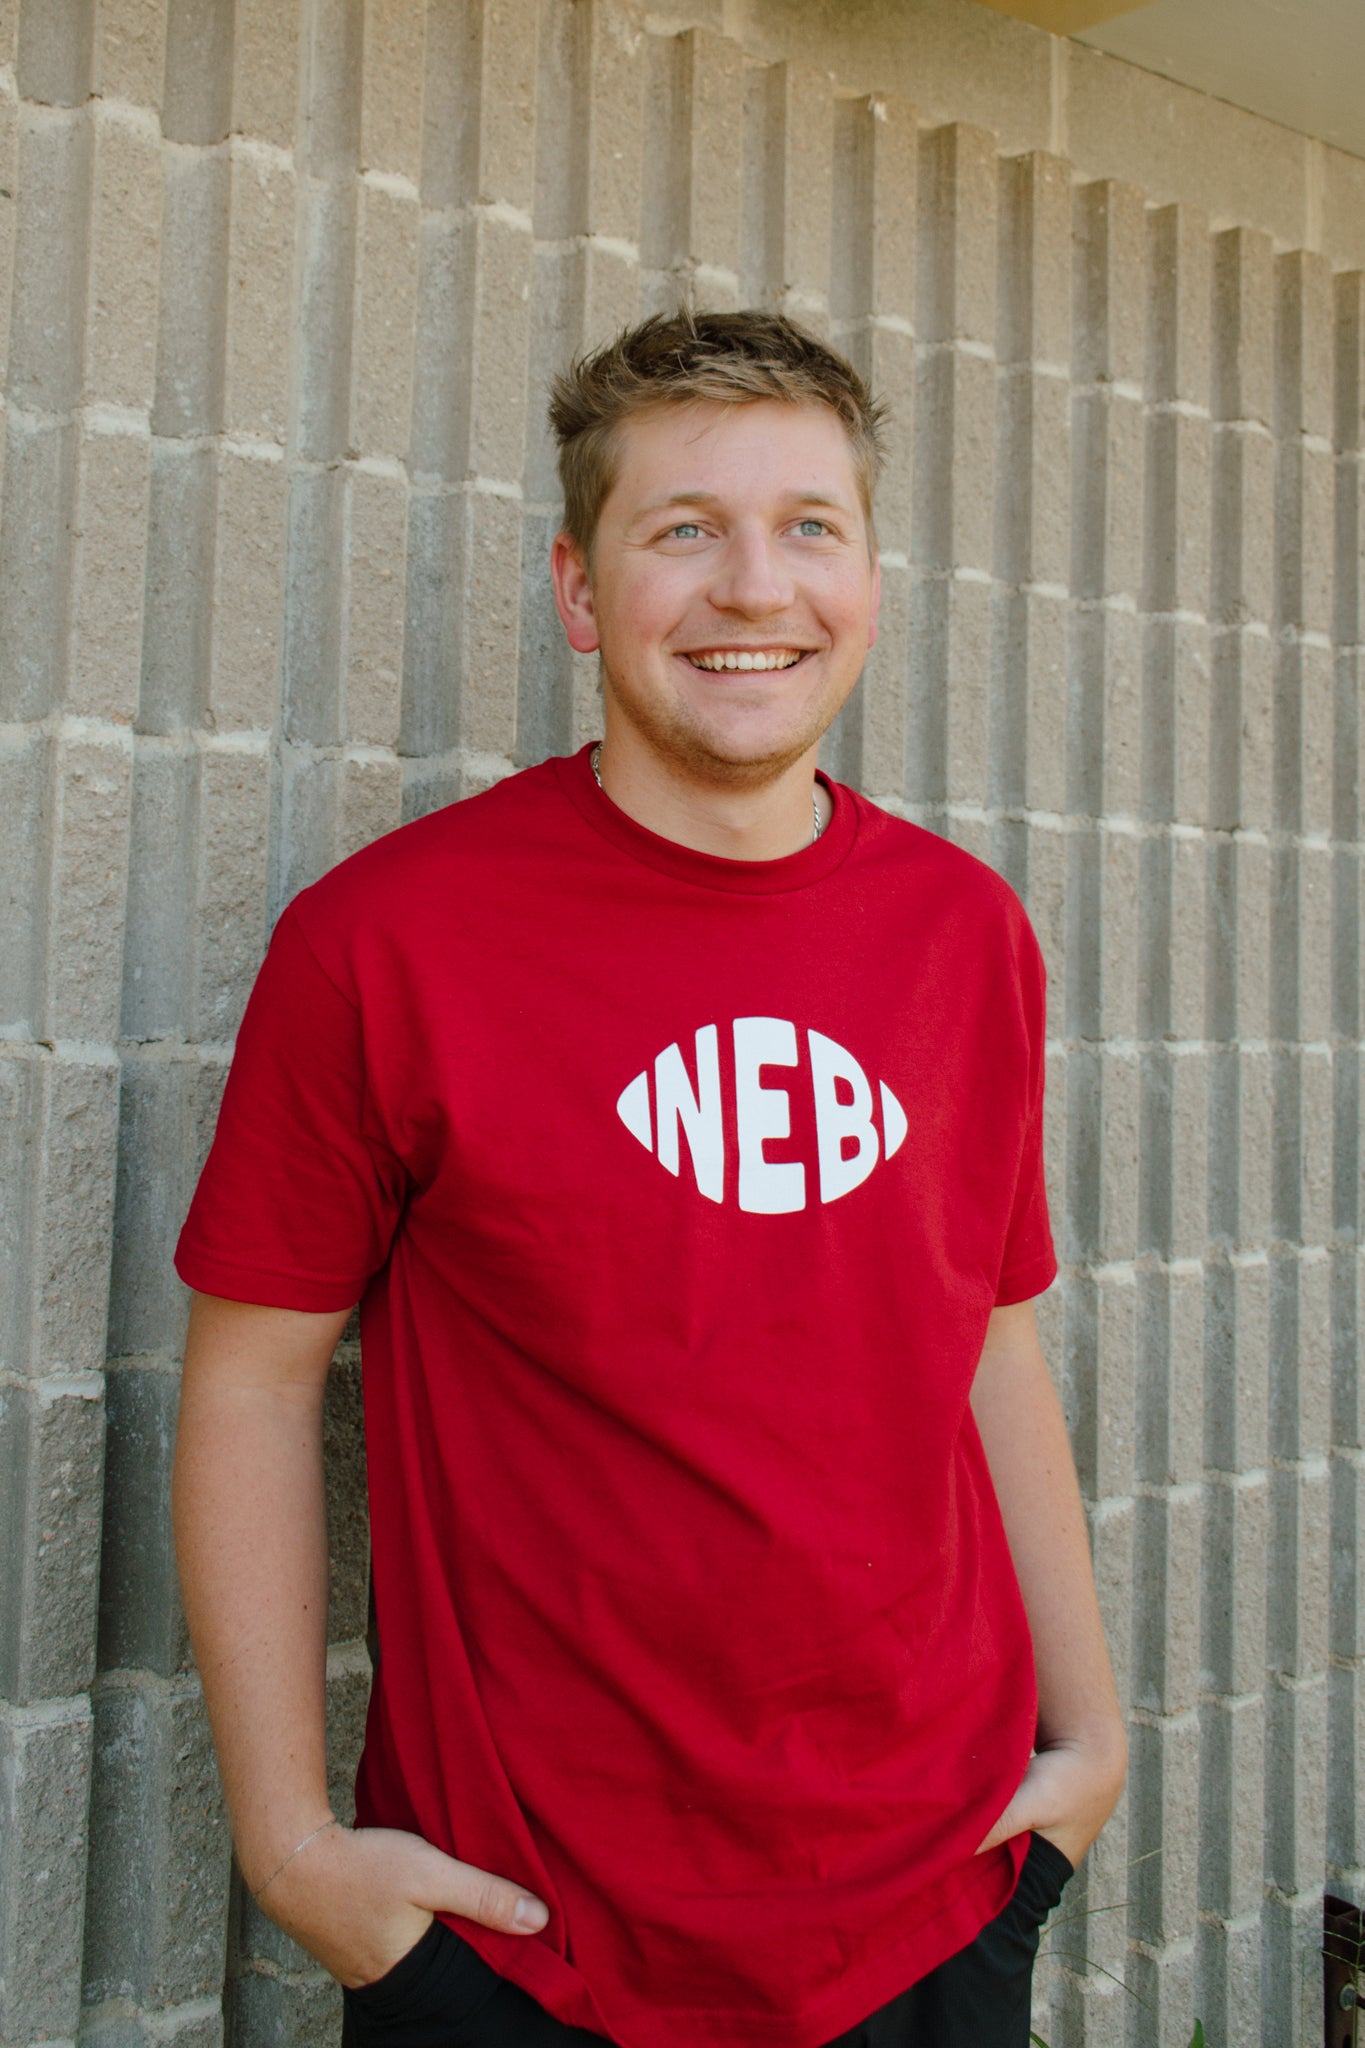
[{"left": 173, "top": 1291, "right": 549, "bottom": 1987}]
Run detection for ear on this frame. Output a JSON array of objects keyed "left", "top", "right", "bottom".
[
  {"left": 866, "top": 548, "right": 882, "bottom": 651},
  {"left": 550, "top": 531, "right": 600, "bottom": 654}
]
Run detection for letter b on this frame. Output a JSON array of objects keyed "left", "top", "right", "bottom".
[{"left": 808, "top": 1029, "right": 879, "bottom": 1204}]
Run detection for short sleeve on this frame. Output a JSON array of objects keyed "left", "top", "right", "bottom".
[
  {"left": 993, "top": 922, "right": 1057, "bottom": 1307},
  {"left": 175, "top": 905, "right": 408, "bottom": 1311}
]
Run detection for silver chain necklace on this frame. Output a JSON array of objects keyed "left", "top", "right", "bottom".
[{"left": 589, "top": 744, "right": 824, "bottom": 845}]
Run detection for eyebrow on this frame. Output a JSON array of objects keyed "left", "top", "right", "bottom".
[{"left": 627, "top": 489, "right": 856, "bottom": 524}]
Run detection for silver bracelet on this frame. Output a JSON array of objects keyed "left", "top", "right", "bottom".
[{"left": 250, "top": 1816, "right": 340, "bottom": 1901}]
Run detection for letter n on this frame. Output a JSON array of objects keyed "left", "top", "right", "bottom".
[{"left": 654, "top": 1026, "right": 724, "bottom": 1203}]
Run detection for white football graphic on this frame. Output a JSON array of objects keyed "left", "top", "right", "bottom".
[{"left": 616, "top": 1018, "right": 907, "bottom": 1213}]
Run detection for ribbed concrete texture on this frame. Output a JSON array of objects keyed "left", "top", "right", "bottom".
[{"left": 0, "top": 2, "right": 1361, "bottom": 2045}]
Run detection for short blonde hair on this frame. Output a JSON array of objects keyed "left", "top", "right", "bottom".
[{"left": 548, "top": 309, "right": 887, "bottom": 560}]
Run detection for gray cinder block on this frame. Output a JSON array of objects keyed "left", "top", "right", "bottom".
[
  {"left": 342, "top": 471, "right": 408, "bottom": 749},
  {"left": 228, "top": 1965, "right": 338, "bottom": 2048},
  {"left": 83, "top": 1675, "right": 232, "bottom": 2010},
  {"left": 0, "top": 411, "right": 79, "bottom": 723},
  {"left": 140, "top": 438, "right": 217, "bottom": 735},
  {"left": 16, "top": 0, "right": 93, "bottom": 108},
  {"left": 121, "top": 735, "right": 198, "bottom": 1042},
  {"left": 107, "top": 1048, "right": 199, "bottom": 1365},
  {"left": 1202, "top": 1471, "right": 1270, "bottom": 1700},
  {"left": 193, "top": 741, "right": 273, "bottom": 1042},
  {"left": 222, "top": 141, "right": 296, "bottom": 442},
  {"left": 514, "top": 506, "right": 577, "bottom": 771},
  {"left": 1261, "top": 1882, "right": 1331, "bottom": 2047},
  {"left": 1330, "top": 1444, "right": 1365, "bottom": 1664},
  {"left": 294, "top": 178, "right": 359, "bottom": 468},
  {"left": 662, "top": 29, "right": 747, "bottom": 293},
  {"left": 1212, "top": 226, "right": 1275, "bottom": 429},
  {"left": 8, "top": 103, "right": 91, "bottom": 415},
  {"left": 26, "top": 1048, "right": 122, "bottom": 1380},
  {"left": 68, "top": 424, "right": 153, "bottom": 725},
  {"left": 282, "top": 467, "right": 347, "bottom": 749},
  {"left": 0, "top": 1695, "right": 93, "bottom": 2045},
  {"left": 1326, "top": 1655, "right": 1364, "bottom": 1874},
  {"left": 97, "top": 1362, "right": 186, "bottom": 1680},
  {"left": 161, "top": 0, "right": 234, "bottom": 146},
  {"left": 153, "top": 145, "right": 230, "bottom": 442},
  {"left": 84, "top": 106, "right": 162, "bottom": 415},
  {"left": 0, "top": 1370, "right": 105, "bottom": 1703},
  {"left": 323, "top": 1342, "right": 369, "bottom": 1648},
  {"left": 207, "top": 453, "right": 289, "bottom": 736},
  {"left": 1125, "top": 1939, "right": 1197, "bottom": 2048},
  {"left": 1198, "top": 1692, "right": 1266, "bottom": 1921},
  {"left": 1126, "top": 1710, "right": 1199, "bottom": 1948},
  {"left": 1196, "top": 1907, "right": 1263, "bottom": 2048},
  {"left": 1132, "top": 1481, "right": 1202, "bottom": 1716},
  {"left": 299, "top": 0, "right": 363, "bottom": 184},
  {"left": 40, "top": 725, "right": 134, "bottom": 1044},
  {"left": 351, "top": 184, "right": 419, "bottom": 463},
  {"left": 356, "top": 0, "right": 424, "bottom": 183}
]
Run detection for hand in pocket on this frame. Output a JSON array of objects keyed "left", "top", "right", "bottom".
[
  {"left": 974, "top": 1734, "right": 1124, "bottom": 1872},
  {"left": 253, "top": 1823, "right": 549, "bottom": 1990}
]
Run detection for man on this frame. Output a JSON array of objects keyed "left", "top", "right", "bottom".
[{"left": 173, "top": 311, "right": 1126, "bottom": 2048}]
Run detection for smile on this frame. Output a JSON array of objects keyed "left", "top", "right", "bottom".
[{"left": 684, "top": 650, "right": 807, "bottom": 672}]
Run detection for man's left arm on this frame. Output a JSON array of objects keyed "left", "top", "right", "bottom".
[{"left": 971, "top": 1298, "right": 1128, "bottom": 1870}]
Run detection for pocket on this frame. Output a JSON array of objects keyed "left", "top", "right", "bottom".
[
  {"left": 346, "top": 1920, "right": 444, "bottom": 2012},
  {"left": 1017, "top": 1831, "right": 1073, "bottom": 1922},
  {"left": 341, "top": 1919, "right": 501, "bottom": 2044},
  {"left": 935, "top": 1837, "right": 1069, "bottom": 2009}
]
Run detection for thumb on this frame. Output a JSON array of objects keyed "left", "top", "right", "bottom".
[
  {"left": 412, "top": 1842, "right": 549, "bottom": 1935},
  {"left": 975, "top": 1792, "right": 1028, "bottom": 1856}
]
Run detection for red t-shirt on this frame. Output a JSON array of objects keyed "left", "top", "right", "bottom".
[{"left": 176, "top": 746, "right": 1057, "bottom": 2048}]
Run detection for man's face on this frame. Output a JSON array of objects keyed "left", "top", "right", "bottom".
[{"left": 552, "top": 398, "right": 880, "bottom": 790}]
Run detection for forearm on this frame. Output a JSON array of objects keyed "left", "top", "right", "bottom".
[
  {"left": 975, "top": 1338, "right": 1122, "bottom": 1742},
  {"left": 971, "top": 1300, "right": 1126, "bottom": 1858},
  {"left": 172, "top": 1295, "right": 345, "bottom": 1890},
  {"left": 171, "top": 1294, "right": 546, "bottom": 1983}
]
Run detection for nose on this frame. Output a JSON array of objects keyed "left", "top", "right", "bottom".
[{"left": 708, "top": 521, "right": 795, "bottom": 617}]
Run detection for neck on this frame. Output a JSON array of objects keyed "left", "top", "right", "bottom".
[{"left": 592, "top": 728, "right": 829, "bottom": 861}]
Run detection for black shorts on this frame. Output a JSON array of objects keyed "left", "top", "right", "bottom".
[{"left": 340, "top": 1832, "right": 1072, "bottom": 2048}]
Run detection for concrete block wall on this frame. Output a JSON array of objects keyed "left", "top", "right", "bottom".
[{"left": 0, "top": 2, "right": 1360, "bottom": 2044}]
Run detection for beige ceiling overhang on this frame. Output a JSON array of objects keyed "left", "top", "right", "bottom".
[
  {"left": 966, "top": 0, "right": 1151, "bottom": 31},
  {"left": 965, "top": 0, "right": 1365, "bottom": 162}
]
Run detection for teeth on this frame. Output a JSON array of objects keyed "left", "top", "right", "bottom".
[{"left": 686, "top": 650, "right": 804, "bottom": 672}]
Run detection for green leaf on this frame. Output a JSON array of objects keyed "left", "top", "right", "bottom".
[
  {"left": 1187, "top": 2023, "right": 1206, "bottom": 2048},
  {"left": 1030, "top": 2034, "right": 1051, "bottom": 2047}
]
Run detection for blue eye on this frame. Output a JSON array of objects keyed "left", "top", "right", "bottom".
[
  {"left": 797, "top": 519, "right": 827, "bottom": 537},
  {"left": 671, "top": 522, "right": 702, "bottom": 540}
]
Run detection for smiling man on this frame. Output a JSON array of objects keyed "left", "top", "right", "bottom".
[
  {"left": 551, "top": 384, "right": 878, "bottom": 846},
  {"left": 172, "top": 312, "right": 1125, "bottom": 2048}
]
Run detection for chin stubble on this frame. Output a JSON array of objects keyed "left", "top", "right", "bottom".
[{"left": 599, "top": 658, "right": 844, "bottom": 792}]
